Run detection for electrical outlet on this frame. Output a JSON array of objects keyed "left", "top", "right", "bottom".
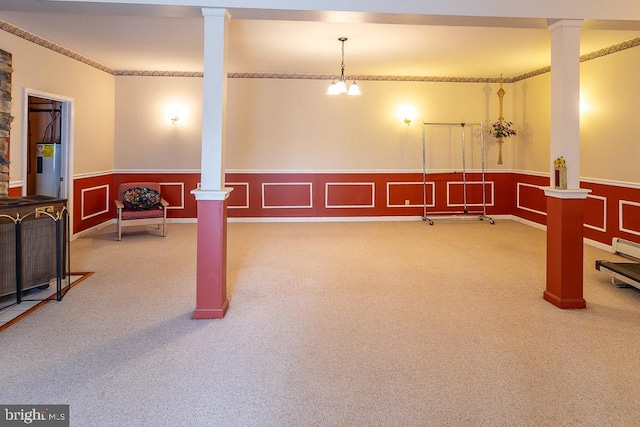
[{"left": 405, "top": 199, "right": 410, "bottom": 205}]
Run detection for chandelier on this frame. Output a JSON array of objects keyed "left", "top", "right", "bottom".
[{"left": 326, "top": 37, "right": 361, "bottom": 96}]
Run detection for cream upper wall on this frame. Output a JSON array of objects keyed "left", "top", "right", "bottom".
[
  {"left": 510, "top": 45, "right": 640, "bottom": 185},
  {"left": 114, "top": 76, "right": 512, "bottom": 172},
  {"left": 225, "top": 78, "right": 510, "bottom": 171},
  {"left": 0, "top": 30, "right": 115, "bottom": 180},
  {"left": 111, "top": 43, "right": 640, "bottom": 183},
  {"left": 114, "top": 76, "right": 203, "bottom": 170},
  {"left": 580, "top": 46, "right": 640, "bottom": 184},
  {"left": 511, "top": 73, "right": 551, "bottom": 174}
]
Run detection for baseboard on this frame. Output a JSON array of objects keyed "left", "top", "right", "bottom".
[
  {"left": 510, "top": 215, "right": 546, "bottom": 231},
  {"left": 227, "top": 216, "right": 425, "bottom": 223},
  {"left": 73, "top": 214, "right": 615, "bottom": 252},
  {"left": 585, "top": 238, "right": 614, "bottom": 253},
  {"left": 167, "top": 218, "right": 198, "bottom": 224},
  {"left": 509, "top": 215, "right": 613, "bottom": 252},
  {"left": 72, "top": 220, "right": 115, "bottom": 240}
]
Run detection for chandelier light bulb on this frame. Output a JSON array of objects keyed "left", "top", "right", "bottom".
[
  {"left": 327, "top": 81, "right": 340, "bottom": 95},
  {"left": 347, "top": 81, "right": 361, "bottom": 96}
]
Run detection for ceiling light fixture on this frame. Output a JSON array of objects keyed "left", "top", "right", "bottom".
[{"left": 327, "top": 37, "right": 361, "bottom": 96}]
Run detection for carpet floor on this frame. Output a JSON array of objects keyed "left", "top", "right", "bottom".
[
  {"left": 0, "top": 273, "right": 93, "bottom": 332},
  {"left": 1, "top": 220, "right": 639, "bottom": 426}
]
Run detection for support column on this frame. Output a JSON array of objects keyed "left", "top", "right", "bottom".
[
  {"left": 193, "top": 192, "right": 230, "bottom": 319},
  {"left": 543, "top": 20, "right": 589, "bottom": 309},
  {"left": 191, "top": 8, "right": 232, "bottom": 319},
  {"left": 544, "top": 189, "right": 589, "bottom": 308}
]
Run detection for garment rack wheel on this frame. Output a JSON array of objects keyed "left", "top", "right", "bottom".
[
  {"left": 421, "top": 216, "right": 434, "bottom": 225},
  {"left": 479, "top": 216, "right": 495, "bottom": 224}
]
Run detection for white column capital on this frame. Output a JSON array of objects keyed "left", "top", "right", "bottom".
[
  {"left": 541, "top": 187, "right": 591, "bottom": 199},
  {"left": 202, "top": 8, "right": 232, "bottom": 20},
  {"left": 191, "top": 188, "right": 233, "bottom": 201},
  {"left": 547, "top": 19, "right": 584, "bottom": 32}
]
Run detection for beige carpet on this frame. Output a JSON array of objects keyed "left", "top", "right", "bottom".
[
  {"left": 0, "top": 273, "right": 93, "bottom": 332},
  {"left": 1, "top": 220, "right": 639, "bottom": 426}
]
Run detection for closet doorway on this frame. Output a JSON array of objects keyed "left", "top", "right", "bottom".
[
  {"left": 27, "top": 96, "right": 64, "bottom": 196},
  {"left": 22, "top": 88, "right": 74, "bottom": 226}
]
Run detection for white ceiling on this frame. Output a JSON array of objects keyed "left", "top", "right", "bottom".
[{"left": 0, "top": 0, "right": 638, "bottom": 78}]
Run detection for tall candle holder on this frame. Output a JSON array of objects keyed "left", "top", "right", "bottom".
[{"left": 489, "top": 76, "right": 517, "bottom": 165}]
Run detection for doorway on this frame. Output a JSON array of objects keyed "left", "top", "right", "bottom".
[
  {"left": 22, "top": 88, "right": 74, "bottom": 230},
  {"left": 27, "top": 96, "right": 63, "bottom": 197}
]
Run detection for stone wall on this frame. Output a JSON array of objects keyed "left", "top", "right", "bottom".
[{"left": 0, "top": 48, "right": 12, "bottom": 196}]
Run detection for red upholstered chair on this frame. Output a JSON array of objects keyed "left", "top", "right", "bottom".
[{"left": 114, "top": 182, "right": 168, "bottom": 241}]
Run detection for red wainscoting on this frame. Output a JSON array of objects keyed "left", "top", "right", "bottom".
[
  {"left": 68, "top": 170, "right": 640, "bottom": 248},
  {"left": 114, "top": 174, "right": 200, "bottom": 219},
  {"left": 225, "top": 172, "right": 513, "bottom": 219},
  {"left": 8, "top": 186, "right": 21, "bottom": 197},
  {"left": 581, "top": 180, "right": 640, "bottom": 246},
  {"left": 73, "top": 174, "right": 115, "bottom": 234},
  {"left": 512, "top": 173, "right": 640, "bottom": 246},
  {"left": 513, "top": 173, "right": 551, "bottom": 226},
  {"left": 73, "top": 173, "right": 200, "bottom": 234}
]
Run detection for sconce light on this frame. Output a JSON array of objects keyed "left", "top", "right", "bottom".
[
  {"left": 396, "top": 105, "right": 417, "bottom": 126},
  {"left": 580, "top": 92, "right": 593, "bottom": 117},
  {"left": 165, "top": 102, "right": 185, "bottom": 126}
]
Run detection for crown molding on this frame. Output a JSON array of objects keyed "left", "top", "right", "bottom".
[
  {"left": 226, "top": 73, "right": 511, "bottom": 83},
  {"left": 1, "top": 19, "right": 638, "bottom": 83},
  {"left": 0, "top": 19, "right": 114, "bottom": 74},
  {"left": 114, "top": 70, "right": 204, "bottom": 77}
]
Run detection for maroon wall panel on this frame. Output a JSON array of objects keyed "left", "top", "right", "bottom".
[
  {"left": 66, "top": 171, "right": 640, "bottom": 248},
  {"left": 73, "top": 174, "right": 115, "bottom": 234},
  {"left": 114, "top": 173, "right": 199, "bottom": 219}
]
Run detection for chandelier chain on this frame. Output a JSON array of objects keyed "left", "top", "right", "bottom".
[{"left": 340, "top": 37, "right": 346, "bottom": 80}]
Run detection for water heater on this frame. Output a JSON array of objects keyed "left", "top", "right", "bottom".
[{"left": 35, "top": 142, "right": 62, "bottom": 197}]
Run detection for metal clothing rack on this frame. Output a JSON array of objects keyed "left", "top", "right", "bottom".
[{"left": 421, "top": 122, "right": 493, "bottom": 225}]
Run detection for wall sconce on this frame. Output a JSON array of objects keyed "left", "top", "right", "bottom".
[
  {"left": 580, "top": 92, "right": 593, "bottom": 117},
  {"left": 396, "top": 105, "right": 417, "bottom": 126},
  {"left": 165, "top": 102, "right": 185, "bottom": 126}
]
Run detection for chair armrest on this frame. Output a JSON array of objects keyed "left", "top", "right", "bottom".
[
  {"left": 160, "top": 198, "right": 169, "bottom": 208},
  {"left": 115, "top": 200, "right": 124, "bottom": 210}
]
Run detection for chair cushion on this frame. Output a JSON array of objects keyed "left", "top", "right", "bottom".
[
  {"left": 122, "top": 187, "right": 162, "bottom": 210},
  {"left": 121, "top": 208, "right": 164, "bottom": 220}
]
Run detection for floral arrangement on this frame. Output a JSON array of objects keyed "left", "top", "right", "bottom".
[{"left": 489, "top": 121, "right": 517, "bottom": 139}]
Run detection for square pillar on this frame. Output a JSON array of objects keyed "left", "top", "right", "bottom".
[
  {"left": 543, "top": 188, "right": 590, "bottom": 309},
  {"left": 544, "top": 20, "right": 588, "bottom": 309},
  {"left": 193, "top": 8, "right": 232, "bottom": 319},
  {"left": 192, "top": 190, "right": 232, "bottom": 319}
]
